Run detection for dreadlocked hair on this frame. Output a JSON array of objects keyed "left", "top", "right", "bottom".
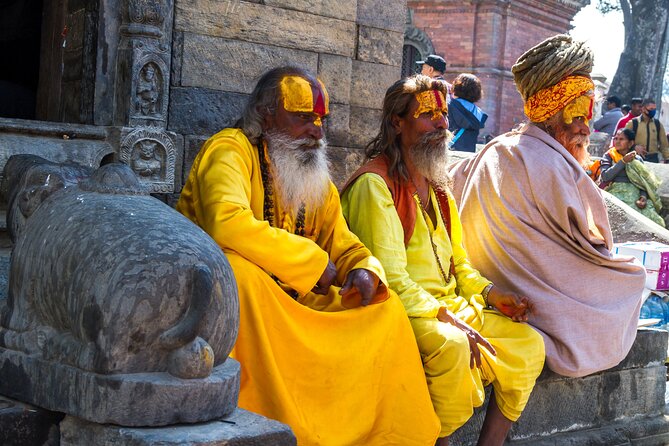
[{"left": 512, "top": 34, "right": 594, "bottom": 102}]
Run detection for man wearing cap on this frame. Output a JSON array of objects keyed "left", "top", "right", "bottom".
[
  {"left": 177, "top": 66, "right": 440, "bottom": 445},
  {"left": 417, "top": 54, "right": 447, "bottom": 80},
  {"left": 449, "top": 35, "right": 645, "bottom": 378}
]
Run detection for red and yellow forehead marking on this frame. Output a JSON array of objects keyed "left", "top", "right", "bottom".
[
  {"left": 563, "top": 94, "right": 594, "bottom": 126},
  {"left": 279, "top": 75, "right": 330, "bottom": 126},
  {"left": 413, "top": 89, "right": 448, "bottom": 120}
]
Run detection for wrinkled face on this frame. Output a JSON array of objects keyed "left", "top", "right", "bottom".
[
  {"left": 264, "top": 76, "right": 329, "bottom": 144},
  {"left": 562, "top": 95, "right": 593, "bottom": 126},
  {"left": 394, "top": 90, "right": 449, "bottom": 151},
  {"left": 612, "top": 130, "right": 634, "bottom": 153},
  {"left": 551, "top": 110, "right": 591, "bottom": 167}
]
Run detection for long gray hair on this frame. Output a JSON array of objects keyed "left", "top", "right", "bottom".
[{"left": 235, "top": 66, "right": 317, "bottom": 145}]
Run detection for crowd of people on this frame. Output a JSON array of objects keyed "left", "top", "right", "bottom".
[{"left": 176, "top": 34, "right": 650, "bottom": 445}]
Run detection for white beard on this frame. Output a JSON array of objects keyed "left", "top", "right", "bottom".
[
  {"left": 410, "top": 129, "right": 452, "bottom": 191},
  {"left": 265, "top": 130, "right": 331, "bottom": 215}
]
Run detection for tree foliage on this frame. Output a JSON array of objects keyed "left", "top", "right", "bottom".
[{"left": 595, "top": 0, "right": 669, "bottom": 109}]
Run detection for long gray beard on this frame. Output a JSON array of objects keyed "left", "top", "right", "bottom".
[
  {"left": 410, "top": 129, "right": 452, "bottom": 191},
  {"left": 556, "top": 131, "right": 591, "bottom": 168},
  {"left": 265, "top": 130, "right": 331, "bottom": 215}
]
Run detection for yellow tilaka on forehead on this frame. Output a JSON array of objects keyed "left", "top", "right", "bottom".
[
  {"left": 562, "top": 95, "right": 594, "bottom": 126},
  {"left": 524, "top": 75, "right": 594, "bottom": 123},
  {"left": 279, "top": 75, "right": 330, "bottom": 127},
  {"left": 413, "top": 89, "right": 448, "bottom": 120}
]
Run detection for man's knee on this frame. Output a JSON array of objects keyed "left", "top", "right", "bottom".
[{"left": 413, "top": 319, "right": 471, "bottom": 367}]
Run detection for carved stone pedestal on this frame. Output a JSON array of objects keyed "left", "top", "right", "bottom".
[
  {"left": 60, "top": 408, "right": 296, "bottom": 446},
  {"left": 0, "top": 348, "right": 240, "bottom": 426}
]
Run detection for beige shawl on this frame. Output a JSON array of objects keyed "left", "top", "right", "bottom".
[{"left": 449, "top": 123, "right": 645, "bottom": 377}]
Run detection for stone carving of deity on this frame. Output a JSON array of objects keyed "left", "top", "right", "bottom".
[
  {"left": 131, "top": 139, "right": 163, "bottom": 180},
  {"left": 136, "top": 63, "right": 160, "bottom": 116}
]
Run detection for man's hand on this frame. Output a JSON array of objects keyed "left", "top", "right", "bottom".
[
  {"left": 634, "top": 144, "right": 647, "bottom": 158},
  {"left": 313, "top": 260, "right": 337, "bottom": 295},
  {"left": 437, "top": 307, "right": 496, "bottom": 368},
  {"left": 339, "top": 269, "right": 380, "bottom": 306},
  {"left": 636, "top": 195, "right": 648, "bottom": 209},
  {"left": 486, "top": 286, "right": 531, "bottom": 322}
]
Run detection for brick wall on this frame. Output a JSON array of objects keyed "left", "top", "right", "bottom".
[
  {"left": 408, "top": 0, "right": 587, "bottom": 138},
  {"left": 170, "top": 0, "right": 406, "bottom": 187}
]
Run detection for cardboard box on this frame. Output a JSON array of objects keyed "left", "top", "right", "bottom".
[
  {"left": 613, "top": 241, "right": 669, "bottom": 271},
  {"left": 646, "top": 269, "right": 669, "bottom": 291}
]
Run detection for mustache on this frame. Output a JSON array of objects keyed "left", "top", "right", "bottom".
[
  {"left": 418, "top": 129, "right": 451, "bottom": 147},
  {"left": 294, "top": 137, "right": 324, "bottom": 150}
]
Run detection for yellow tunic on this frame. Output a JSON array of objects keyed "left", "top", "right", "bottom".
[
  {"left": 177, "top": 129, "right": 440, "bottom": 445},
  {"left": 341, "top": 173, "right": 545, "bottom": 437}
]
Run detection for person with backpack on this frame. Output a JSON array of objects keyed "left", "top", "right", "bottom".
[
  {"left": 625, "top": 98, "right": 669, "bottom": 163},
  {"left": 448, "top": 73, "right": 488, "bottom": 152}
]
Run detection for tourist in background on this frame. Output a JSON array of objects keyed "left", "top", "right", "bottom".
[
  {"left": 615, "top": 97, "right": 643, "bottom": 132},
  {"left": 416, "top": 54, "right": 447, "bottom": 80},
  {"left": 593, "top": 95, "right": 623, "bottom": 135},
  {"left": 625, "top": 98, "right": 669, "bottom": 163},
  {"left": 448, "top": 73, "right": 488, "bottom": 152},
  {"left": 600, "top": 128, "right": 665, "bottom": 227}
]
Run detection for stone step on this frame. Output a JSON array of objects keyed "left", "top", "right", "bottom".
[
  {"left": 451, "top": 329, "right": 669, "bottom": 445},
  {"left": 59, "top": 408, "right": 296, "bottom": 446}
]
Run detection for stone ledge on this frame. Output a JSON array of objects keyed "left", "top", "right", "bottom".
[
  {"left": 451, "top": 329, "right": 669, "bottom": 445},
  {"left": 0, "top": 348, "right": 240, "bottom": 427},
  {"left": 510, "top": 415, "right": 669, "bottom": 445},
  {"left": 60, "top": 408, "right": 296, "bottom": 446}
]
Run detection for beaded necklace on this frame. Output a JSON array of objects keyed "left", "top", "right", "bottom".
[
  {"left": 257, "top": 143, "right": 306, "bottom": 236},
  {"left": 411, "top": 179, "right": 453, "bottom": 285}
]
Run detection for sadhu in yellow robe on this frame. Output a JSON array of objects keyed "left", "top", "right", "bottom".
[
  {"left": 341, "top": 171, "right": 545, "bottom": 437},
  {"left": 177, "top": 128, "right": 440, "bottom": 445}
]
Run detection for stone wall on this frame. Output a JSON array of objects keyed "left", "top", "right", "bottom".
[
  {"left": 406, "top": 0, "right": 587, "bottom": 139},
  {"left": 169, "top": 0, "right": 406, "bottom": 188}
]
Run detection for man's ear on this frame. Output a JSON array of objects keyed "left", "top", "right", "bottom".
[
  {"left": 258, "top": 105, "right": 274, "bottom": 131},
  {"left": 391, "top": 114, "right": 402, "bottom": 134}
]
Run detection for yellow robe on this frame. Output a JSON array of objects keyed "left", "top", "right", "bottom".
[
  {"left": 341, "top": 173, "right": 545, "bottom": 437},
  {"left": 177, "top": 129, "right": 440, "bottom": 445}
]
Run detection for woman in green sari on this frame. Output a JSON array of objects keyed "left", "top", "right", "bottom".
[{"left": 600, "top": 128, "right": 665, "bottom": 227}]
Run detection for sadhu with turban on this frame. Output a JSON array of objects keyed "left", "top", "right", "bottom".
[{"left": 449, "top": 35, "right": 645, "bottom": 378}]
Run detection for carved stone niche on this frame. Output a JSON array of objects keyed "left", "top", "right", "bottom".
[
  {"left": 130, "top": 46, "right": 170, "bottom": 125},
  {"left": 120, "top": 127, "right": 176, "bottom": 192},
  {"left": 404, "top": 9, "right": 435, "bottom": 59},
  {"left": 124, "top": 0, "right": 166, "bottom": 37}
]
